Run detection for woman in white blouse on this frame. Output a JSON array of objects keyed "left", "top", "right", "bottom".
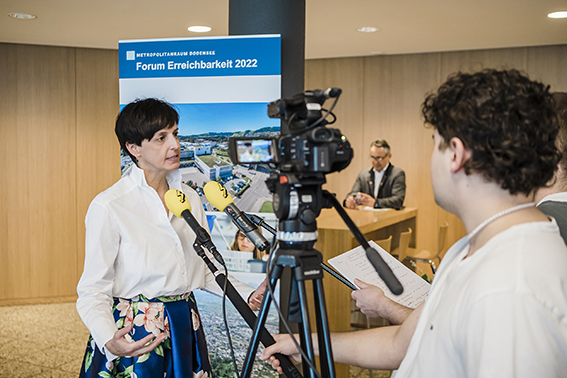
[{"left": 76, "top": 98, "right": 263, "bottom": 378}]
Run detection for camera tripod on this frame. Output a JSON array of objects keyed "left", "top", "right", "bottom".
[
  {"left": 242, "top": 240, "right": 335, "bottom": 378},
  {"left": 240, "top": 184, "right": 403, "bottom": 378}
]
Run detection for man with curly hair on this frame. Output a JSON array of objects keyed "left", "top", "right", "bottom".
[{"left": 260, "top": 69, "right": 567, "bottom": 377}]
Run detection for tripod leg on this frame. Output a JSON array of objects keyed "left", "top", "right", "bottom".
[
  {"left": 296, "top": 277, "right": 318, "bottom": 378},
  {"left": 313, "top": 277, "right": 336, "bottom": 378},
  {"left": 241, "top": 264, "right": 283, "bottom": 378}
]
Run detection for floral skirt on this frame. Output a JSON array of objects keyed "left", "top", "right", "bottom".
[{"left": 78, "top": 292, "right": 212, "bottom": 378}]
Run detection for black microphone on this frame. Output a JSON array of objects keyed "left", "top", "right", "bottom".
[
  {"left": 312, "top": 87, "right": 342, "bottom": 100},
  {"left": 323, "top": 87, "right": 342, "bottom": 98},
  {"left": 203, "top": 181, "right": 270, "bottom": 252},
  {"left": 164, "top": 189, "right": 225, "bottom": 266}
]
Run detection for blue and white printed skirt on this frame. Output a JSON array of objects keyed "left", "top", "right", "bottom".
[{"left": 79, "top": 292, "right": 212, "bottom": 378}]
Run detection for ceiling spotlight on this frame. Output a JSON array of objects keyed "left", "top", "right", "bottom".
[
  {"left": 8, "top": 12, "right": 37, "bottom": 20},
  {"left": 357, "top": 26, "right": 380, "bottom": 33},
  {"left": 548, "top": 11, "right": 567, "bottom": 19},
  {"left": 188, "top": 26, "right": 212, "bottom": 33}
]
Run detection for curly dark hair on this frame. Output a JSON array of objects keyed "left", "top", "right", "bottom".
[
  {"left": 421, "top": 69, "right": 560, "bottom": 196},
  {"left": 115, "top": 98, "right": 179, "bottom": 164}
]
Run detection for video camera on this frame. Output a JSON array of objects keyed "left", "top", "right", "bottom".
[
  {"left": 227, "top": 88, "right": 352, "bottom": 226},
  {"left": 227, "top": 88, "right": 353, "bottom": 174}
]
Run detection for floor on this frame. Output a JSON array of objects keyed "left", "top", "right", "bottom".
[
  {"left": 0, "top": 302, "right": 398, "bottom": 378},
  {"left": 0, "top": 302, "right": 90, "bottom": 378},
  {"left": 350, "top": 366, "right": 392, "bottom": 378}
]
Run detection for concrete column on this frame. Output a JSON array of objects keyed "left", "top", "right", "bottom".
[{"left": 229, "top": 0, "right": 305, "bottom": 134}]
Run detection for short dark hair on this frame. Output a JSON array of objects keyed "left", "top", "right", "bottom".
[
  {"left": 421, "top": 69, "right": 560, "bottom": 196},
  {"left": 115, "top": 98, "right": 179, "bottom": 163},
  {"left": 370, "top": 139, "right": 391, "bottom": 155}
]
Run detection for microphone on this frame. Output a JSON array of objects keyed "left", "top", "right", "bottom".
[
  {"left": 323, "top": 87, "right": 342, "bottom": 98},
  {"left": 164, "top": 189, "right": 225, "bottom": 265},
  {"left": 312, "top": 87, "right": 342, "bottom": 100},
  {"left": 203, "top": 181, "right": 270, "bottom": 252}
]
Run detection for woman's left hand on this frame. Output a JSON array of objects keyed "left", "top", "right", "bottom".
[{"left": 248, "top": 278, "right": 267, "bottom": 311}]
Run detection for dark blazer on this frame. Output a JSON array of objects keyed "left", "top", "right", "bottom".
[{"left": 345, "top": 164, "right": 406, "bottom": 209}]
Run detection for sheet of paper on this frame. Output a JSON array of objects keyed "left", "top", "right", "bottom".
[{"left": 328, "top": 240, "right": 430, "bottom": 308}]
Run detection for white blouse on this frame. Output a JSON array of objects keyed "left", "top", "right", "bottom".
[{"left": 76, "top": 164, "right": 254, "bottom": 352}]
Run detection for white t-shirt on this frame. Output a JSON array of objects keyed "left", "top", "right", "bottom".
[
  {"left": 397, "top": 220, "right": 567, "bottom": 378},
  {"left": 76, "top": 165, "right": 254, "bottom": 352}
]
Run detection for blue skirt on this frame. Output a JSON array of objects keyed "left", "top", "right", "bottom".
[{"left": 79, "top": 292, "right": 212, "bottom": 378}]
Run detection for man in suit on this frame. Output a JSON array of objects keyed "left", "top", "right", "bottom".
[{"left": 345, "top": 139, "right": 406, "bottom": 209}]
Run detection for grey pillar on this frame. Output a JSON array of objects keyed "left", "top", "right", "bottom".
[{"left": 229, "top": 0, "right": 305, "bottom": 135}]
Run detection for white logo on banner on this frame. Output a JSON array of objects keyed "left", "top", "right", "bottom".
[{"left": 126, "top": 51, "right": 135, "bottom": 61}]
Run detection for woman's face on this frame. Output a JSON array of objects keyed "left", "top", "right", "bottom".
[
  {"left": 127, "top": 125, "right": 180, "bottom": 174},
  {"left": 237, "top": 231, "right": 255, "bottom": 252}
]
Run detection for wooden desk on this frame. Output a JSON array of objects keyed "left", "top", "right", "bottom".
[
  {"left": 309, "top": 207, "right": 417, "bottom": 376},
  {"left": 316, "top": 207, "right": 417, "bottom": 250}
]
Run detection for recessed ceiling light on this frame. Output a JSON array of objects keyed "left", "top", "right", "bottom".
[
  {"left": 188, "top": 26, "right": 212, "bottom": 33},
  {"left": 548, "top": 11, "right": 567, "bottom": 19},
  {"left": 8, "top": 12, "right": 37, "bottom": 20},
  {"left": 357, "top": 27, "right": 380, "bottom": 33}
]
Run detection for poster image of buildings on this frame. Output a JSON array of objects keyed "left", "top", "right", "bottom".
[{"left": 120, "top": 101, "right": 280, "bottom": 215}]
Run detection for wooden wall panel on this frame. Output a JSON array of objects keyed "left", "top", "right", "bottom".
[
  {"left": 305, "top": 57, "right": 365, "bottom": 201},
  {"left": 439, "top": 47, "right": 529, "bottom": 78},
  {"left": 75, "top": 48, "right": 121, "bottom": 279},
  {"left": 0, "top": 44, "right": 20, "bottom": 301},
  {"left": 0, "top": 43, "right": 78, "bottom": 303},
  {"left": 0, "top": 44, "right": 120, "bottom": 305},
  {"left": 527, "top": 44, "right": 567, "bottom": 92}
]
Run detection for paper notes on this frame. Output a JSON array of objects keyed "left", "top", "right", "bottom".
[{"left": 328, "top": 240, "right": 430, "bottom": 308}]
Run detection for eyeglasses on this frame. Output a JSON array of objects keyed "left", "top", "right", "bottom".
[{"left": 369, "top": 155, "right": 388, "bottom": 161}]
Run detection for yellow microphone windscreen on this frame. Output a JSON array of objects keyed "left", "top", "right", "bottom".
[
  {"left": 164, "top": 189, "right": 192, "bottom": 218},
  {"left": 203, "top": 181, "right": 234, "bottom": 211}
]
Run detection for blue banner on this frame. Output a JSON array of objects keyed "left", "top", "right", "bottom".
[{"left": 119, "top": 35, "right": 281, "bottom": 79}]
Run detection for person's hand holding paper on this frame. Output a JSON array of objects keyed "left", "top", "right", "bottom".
[
  {"left": 328, "top": 240, "right": 430, "bottom": 309},
  {"left": 352, "top": 278, "right": 414, "bottom": 325}
]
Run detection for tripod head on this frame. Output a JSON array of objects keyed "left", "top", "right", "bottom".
[{"left": 266, "top": 172, "right": 327, "bottom": 248}]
